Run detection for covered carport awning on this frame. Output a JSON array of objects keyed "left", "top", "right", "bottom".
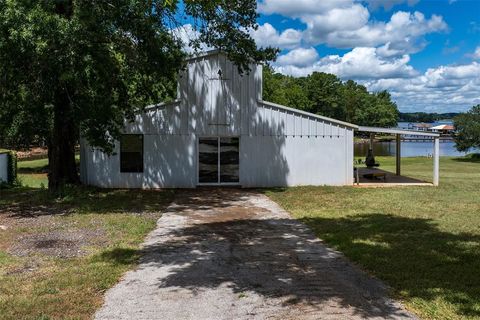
[{"left": 356, "top": 126, "right": 441, "bottom": 186}]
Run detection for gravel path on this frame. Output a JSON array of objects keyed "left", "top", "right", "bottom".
[{"left": 95, "top": 189, "right": 416, "bottom": 320}]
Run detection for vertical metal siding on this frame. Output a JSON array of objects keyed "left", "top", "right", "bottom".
[{"left": 83, "top": 52, "right": 355, "bottom": 188}]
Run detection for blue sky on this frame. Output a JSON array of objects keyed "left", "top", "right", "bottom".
[{"left": 251, "top": 0, "right": 480, "bottom": 113}]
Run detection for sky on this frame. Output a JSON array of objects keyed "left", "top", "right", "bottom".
[{"left": 251, "top": 0, "right": 480, "bottom": 113}]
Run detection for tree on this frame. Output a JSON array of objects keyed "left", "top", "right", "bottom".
[
  {"left": 262, "top": 68, "right": 399, "bottom": 127},
  {"left": 355, "top": 90, "right": 398, "bottom": 128},
  {"left": 304, "top": 72, "right": 345, "bottom": 120},
  {"left": 0, "top": 0, "right": 277, "bottom": 190},
  {"left": 262, "top": 66, "right": 309, "bottom": 110},
  {"left": 454, "top": 105, "right": 480, "bottom": 152},
  {"left": 341, "top": 80, "right": 369, "bottom": 123}
]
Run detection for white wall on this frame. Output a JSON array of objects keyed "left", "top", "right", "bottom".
[
  {"left": 81, "top": 135, "right": 197, "bottom": 188},
  {"left": 240, "top": 134, "right": 353, "bottom": 187},
  {"left": 81, "top": 51, "right": 356, "bottom": 188},
  {"left": 0, "top": 153, "right": 8, "bottom": 183}
]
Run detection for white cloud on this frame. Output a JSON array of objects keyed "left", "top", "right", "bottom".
[
  {"left": 304, "top": 11, "right": 447, "bottom": 54},
  {"left": 274, "top": 46, "right": 480, "bottom": 112},
  {"left": 365, "top": 0, "right": 420, "bottom": 11},
  {"left": 365, "top": 62, "right": 480, "bottom": 112},
  {"left": 302, "top": 4, "right": 370, "bottom": 35},
  {"left": 275, "top": 47, "right": 417, "bottom": 79},
  {"left": 257, "top": 0, "right": 448, "bottom": 56},
  {"left": 470, "top": 47, "right": 480, "bottom": 60},
  {"left": 258, "top": 0, "right": 353, "bottom": 17},
  {"left": 250, "top": 23, "right": 302, "bottom": 49},
  {"left": 171, "top": 24, "right": 211, "bottom": 53},
  {"left": 276, "top": 47, "right": 319, "bottom": 67}
]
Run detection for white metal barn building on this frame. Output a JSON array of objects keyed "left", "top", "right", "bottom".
[{"left": 80, "top": 50, "right": 438, "bottom": 188}]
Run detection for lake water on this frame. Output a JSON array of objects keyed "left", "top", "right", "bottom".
[
  {"left": 354, "top": 120, "right": 477, "bottom": 158},
  {"left": 355, "top": 141, "right": 470, "bottom": 158}
]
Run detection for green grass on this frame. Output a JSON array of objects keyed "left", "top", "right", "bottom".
[
  {"left": 266, "top": 156, "right": 480, "bottom": 320},
  {"left": 16, "top": 155, "right": 80, "bottom": 188},
  {"left": 17, "top": 157, "right": 49, "bottom": 188},
  {"left": 17, "top": 173, "right": 48, "bottom": 188},
  {"left": 17, "top": 157, "right": 49, "bottom": 173},
  {"left": 0, "top": 186, "right": 174, "bottom": 320}
]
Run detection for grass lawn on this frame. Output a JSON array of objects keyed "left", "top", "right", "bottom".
[
  {"left": 16, "top": 155, "right": 80, "bottom": 188},
  {"left": 0, "top": 158, "right": 174, "bottom": 319},
  {"left": 266, "top": 155, "right": 480, "bottom": 320}
]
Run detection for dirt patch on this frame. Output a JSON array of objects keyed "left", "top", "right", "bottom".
[
  {"left": 170, "top": 188, "right": 271, "bottom": 223},
  {"left": 4, "top": 260, "right": 43, "bottom": 276},
  {"left": 9, "top": 229, "right": 106, "bottom": 258},
  {"left": 15, "top": 147, "right": 48, "bottom": 160},
  {"left": 0, "top": 206, "right": 71, "bottom": 221}
]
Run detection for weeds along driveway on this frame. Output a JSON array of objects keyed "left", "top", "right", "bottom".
[{"left": 95, "top": 189, "right": 416, "bottom": 320}]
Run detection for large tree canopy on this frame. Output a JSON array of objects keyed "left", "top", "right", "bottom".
[
  {"left": 0, "top": 0, "right": 277, "bottom": 189},
  {"left": 454, "top": 105, "right": 480, "bottom": 152},
  {"left": 262, "top": 67, "right": 399, "bottom": 128}
]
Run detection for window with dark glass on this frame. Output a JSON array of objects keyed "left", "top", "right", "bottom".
[{"left": 120, "top": 134, "right": 143, "bottom": 173}]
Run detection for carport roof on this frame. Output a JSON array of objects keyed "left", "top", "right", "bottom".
[{"left": 357, "top": 126, "right": 440, "bottom": 137}]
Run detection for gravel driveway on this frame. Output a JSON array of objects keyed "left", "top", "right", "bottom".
[{"left": 95, "top": 189, "right": 416, "bottom": 320}]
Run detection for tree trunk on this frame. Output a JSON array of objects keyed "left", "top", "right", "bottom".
[{"left": 48, "top": 89, "right": 79, "bottom": 191}]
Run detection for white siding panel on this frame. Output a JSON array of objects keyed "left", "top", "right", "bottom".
[
  {"left": 345, "top": 129, "right": 354, "bottom": 185},
  {"left": 285, "top": 111, "right": 292, "bottom": 136},
  {"left": 302, "top": 117, "right": 310, "bottom": 136},
  {"left": 295, "top": 115, "right": 302, "bottom": 136},
  {"left": 143, "top": 135, "right": 196, "bottom": 188},
  {"left": 85, "top": 135, "right": 196, "bottom": 188},
  {"left": 254, "top": 64, "right": 262, "bottom": 101},
  {"left": 240, "top": 73, "right": 249, "bottom": 136},
  {"left": 241, "top": 135, "right": 352, "bottom": 187}
]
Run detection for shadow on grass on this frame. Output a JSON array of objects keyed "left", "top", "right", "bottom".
[
  {"left": 0, "top": 186, "right": 175, "bottom": 218},
  {"left": 17, "top": 165, "right": 49, "bottom": 174},
  {"left": 301, "top": 213, "right": 480, "bottom": 317},
  {"left": 94, "top": 248, "right": 140, "bottom": 266},
  {"left": 452, "top": 153, "right": 480, "bottom": 163}
]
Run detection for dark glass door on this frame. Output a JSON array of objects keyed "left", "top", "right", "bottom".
[
  {"left": 198, "top": 138, "right": 219, "bottom": 183},
  {"left": 220, "top": 138, "right": 239, "bottom": 183},
  {"left": 198, "top": 137, "right": 239, "bottom": 184}
]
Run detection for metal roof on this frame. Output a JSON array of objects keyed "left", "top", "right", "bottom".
[
  {"left": 357, "top": 126, "right": 440, "bottom": 137},
  {"left": 259, "top": 100, "right": 359, "bottom": 129},
  {"left": 431, "top": 124, "right": 455, "bottom": 130},
  {"left": 144, "top": 100, "right": 181, "bottom": 112},
  {"left": 184, "top": 49, "right": 223, "bottom": 62}
]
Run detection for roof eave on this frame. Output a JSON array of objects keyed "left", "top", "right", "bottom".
[
  {"left": 259, "top": 100, "right": 359, "bottom": 129},
  {"left": 144, "top": 100, "right": 181, "bottom": 112},
  {"left": 357, "top": 126, "right": 441, "bottom": 137},
  {"left": 184, "top": 49, "right": 223, "bottom": 62}
]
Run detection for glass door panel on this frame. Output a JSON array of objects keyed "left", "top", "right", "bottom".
[
  {"left": 198, "top": 138, "right": 219, "bottom": 183},
  {"left": 220, "top": 138, "right": 239, "bottom": 183}
]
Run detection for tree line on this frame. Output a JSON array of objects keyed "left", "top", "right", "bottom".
[
  {"left": 262, "top": 66, "right": 399, "bottom": 128},
  {"left": 399, "top": 112, "right": 461, "bottom": 123}
]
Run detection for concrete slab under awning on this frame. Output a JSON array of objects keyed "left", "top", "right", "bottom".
[
  {"left": 355, "top": 168, "right": 433, "bottom": 187},
  {"left": 355, "top": 126, "right": 440, "bottom": 186}
]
